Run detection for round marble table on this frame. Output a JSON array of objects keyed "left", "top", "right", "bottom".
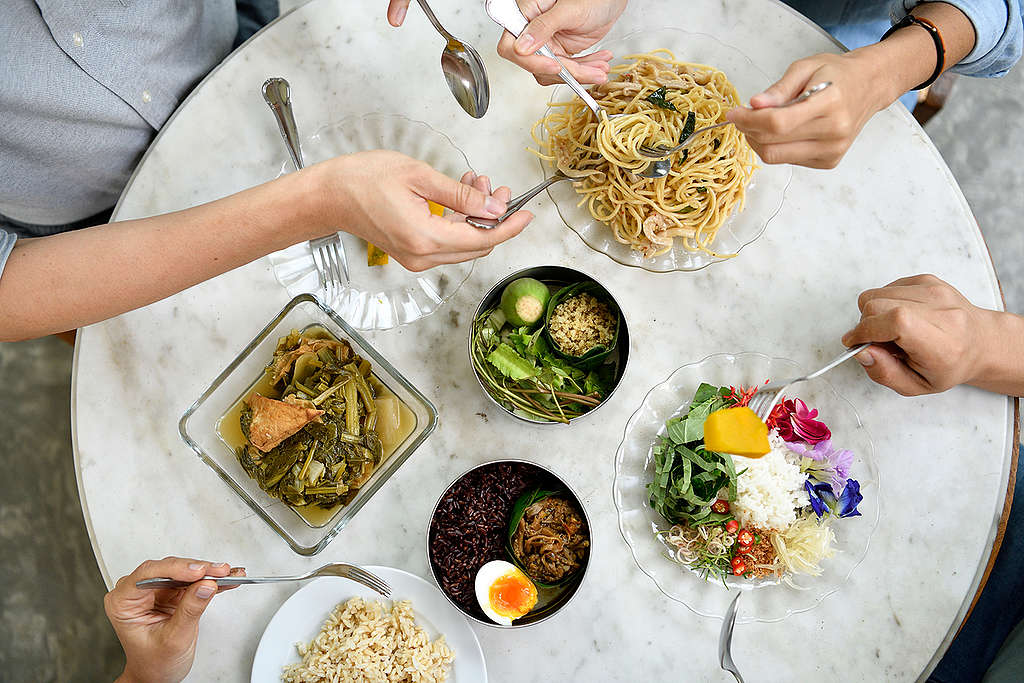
[{"left": 73, "top": 0, "right": 1017, "bottom": 680}]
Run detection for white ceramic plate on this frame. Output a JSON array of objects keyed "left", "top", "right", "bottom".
[
  {"left": 268, "top": 114, "right": 474, "bottom": 330},
  {"left": 251, "top": 566, "right": 486, "bottom": 682},
  {"left": 541, "top": 28, "right": 792, "bottom": 272},
  {"left": 613, "top": 353, "right": 879, "bottom": 623}
]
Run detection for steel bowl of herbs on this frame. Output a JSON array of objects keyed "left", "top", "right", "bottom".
[
  {"left": 427, "top": 459, "right": 592, "bottom": 627},
  {"left": 469, "top": 265, "right": 629, "bottom": 424}
]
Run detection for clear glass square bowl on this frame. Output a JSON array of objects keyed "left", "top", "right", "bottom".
[{"left": 179, "top": 294, "right": 438, "bottom": 555}]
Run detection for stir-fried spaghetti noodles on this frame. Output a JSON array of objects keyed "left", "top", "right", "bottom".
[{"left": 532, "top": 50, "right": 756, "bottom": 257}]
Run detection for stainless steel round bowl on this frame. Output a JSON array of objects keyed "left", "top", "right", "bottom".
[
  {"left": 425, "top": 458, "right": 593, "bottom": 628},
  {"left": 468, "top": 265, "right": 630, "bottom": 426}
]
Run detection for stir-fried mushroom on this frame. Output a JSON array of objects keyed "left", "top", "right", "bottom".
[{"left": 511, "top": 496, "right": 590, "bottom": 583}]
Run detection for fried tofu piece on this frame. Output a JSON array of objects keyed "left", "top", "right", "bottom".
[{"left": 246, "top": 393, "right": 324, "bottom": 452}]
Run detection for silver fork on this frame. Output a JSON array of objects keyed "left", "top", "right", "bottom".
[
  {"left": 262, "top": 78, "right": 349, "bottom": 300},
  {"left": 719, "top": 592, "right": 744, "bottom": 682},
  {"left": 748, "top": 342, "right": 871, "bottom": 421},
  {"left": 637, "top": 81, "right": 833, "bottom": 159},
  {"left": 135, "top": 562, "right": 391, "bottom": 597}
]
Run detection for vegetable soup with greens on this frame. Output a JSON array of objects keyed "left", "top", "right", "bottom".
[{"left": 217, "top": 326, "right": 415, "bottom": 527}]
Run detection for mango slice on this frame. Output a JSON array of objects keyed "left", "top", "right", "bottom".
[
  {"left": 367, "top": 201, "right": 445, "bottom": 267},
  {"left": 703, "top": 406, "right": 771, "bottom": 457}
]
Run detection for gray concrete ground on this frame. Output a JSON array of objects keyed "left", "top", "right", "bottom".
[{"left": 0, "top": 42, "right": 1022, "bottom": 683}]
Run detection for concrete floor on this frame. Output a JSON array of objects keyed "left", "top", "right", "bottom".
[{"left": 1, "top": 41, "right": 1023, "bottom": 683}]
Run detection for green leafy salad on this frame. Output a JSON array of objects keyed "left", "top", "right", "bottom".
[{"left": 647, "top": 383, "right": 742, "bottom": 526}]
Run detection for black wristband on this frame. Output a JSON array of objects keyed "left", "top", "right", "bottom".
[{"left": 881, "top": 14, "right": 946, "bottom": 90}]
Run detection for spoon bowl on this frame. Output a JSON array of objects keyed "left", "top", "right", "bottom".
[
  {"left": 440, "top": 39, "right": 490, "bottom": 118},
  {"left": 417, "top": 0, "right": 490, "bottom": 118}
]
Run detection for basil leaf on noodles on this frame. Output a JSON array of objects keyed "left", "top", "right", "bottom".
[
  {"left": 645, "top": 87, "right": 677, "bottom": 111},
  {"left": 678, "top": 111, "right": 697, "bottom": 143}
]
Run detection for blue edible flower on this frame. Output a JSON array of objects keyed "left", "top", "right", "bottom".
[
  {"left": 805, "top": 478, "right": 863, "bottom": 519},
  {"left": 804, "top": 479, "right": 833, "bottom": 518},
  {"left": 836, "top": 479, "right": 863, "bottom": 518}
]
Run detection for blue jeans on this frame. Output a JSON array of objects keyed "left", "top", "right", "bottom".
[{"left": 930, "top": 445, "right": 1024, "bottom": 682}]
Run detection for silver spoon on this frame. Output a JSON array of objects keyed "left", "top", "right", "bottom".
[
  {"left": 467, "top": 170, "right": 572, "bottom": 228},
  {"left": 719, "top": 592, "right": 744, "bottom": 682},
  {"left": 465, "top": 159, "right": 675, "bottom": 229},
  {"left": 415, "top": 0, "right": 490, "bottom": 118}
]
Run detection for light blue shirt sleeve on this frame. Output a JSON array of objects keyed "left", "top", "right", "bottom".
[
  {"left": 897, "top": 0, "right": 1024, "bottom": 77},
  {"left": 0, "top": 229, "right": 16, "bottom": 281}
]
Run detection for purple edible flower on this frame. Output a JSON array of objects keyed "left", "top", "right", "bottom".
[{"left": 787, "top": 439, "right": 854, "bottom": 494}]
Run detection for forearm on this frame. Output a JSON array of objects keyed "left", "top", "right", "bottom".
[
  {"left": 0, "top": 168, "right": 329, "bottom": 341},
  {"left": 851, "top": 2, "right": 977, "bottom": 109},
  {"left": 971, "top": 310, "right": 1024, "bottom": 396}
]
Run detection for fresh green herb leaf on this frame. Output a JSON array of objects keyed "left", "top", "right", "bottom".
[
  {"left": 486, "top": 343, "right": 536, "bottom": 380},
  {"left": 645, "top": 86, "right": 678, "bottom": 111},
  {"left": 678, "top": 111, "right": 696, "bottom": 143}
]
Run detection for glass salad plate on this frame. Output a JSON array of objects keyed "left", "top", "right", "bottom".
[
  {"left": 612, "top": 352, "right": 879, "bottom": 623},
  {"left": 540, "top": 28, "right": 792, "bottom": 272},
  {"left": 268, "top": 114, "right": 474, "bottom": 330}
]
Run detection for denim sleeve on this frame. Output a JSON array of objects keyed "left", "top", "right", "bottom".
[
  {"left": 0, "top": 229, "right": 15, "bottom": 281},
  {"left": 895, "top": 0, "right": 1023, "bottom": 77}
]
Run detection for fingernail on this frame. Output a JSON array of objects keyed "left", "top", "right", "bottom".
[
  {"left": 484, "top": 196, "right": 505, "bottom": 216},
  {"left": 212, "top": 562, "right": 228, "bottom": 568},
  {"left": 196, "top": 585, "right": 215, "bottom": 600},
  {"left": 395, "top": 6, "right": 406, "bottom": 24},
  {"left": 855, "top": 349, "right": 874, "bottom": 367},
  {"left": 484, "top": 176, "right": 492, "bottom": 194},
  {"left": 188, "top": 562, "right": 205, "bottom": 570},
  {"left": 516, "top": 33, "right": 537, "bottom": 52}
]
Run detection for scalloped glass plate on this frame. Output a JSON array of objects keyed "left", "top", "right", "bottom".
[
  {"left": 541, "top": 28, "right": 792, "bottom": 272},
  {"left": 268, "top": 114, "right": 474, "bottom": 330},
  {"left": 613, "top": 353, "right": 879, "bottom": 623}
]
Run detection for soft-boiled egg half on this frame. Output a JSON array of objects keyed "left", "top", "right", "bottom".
[{"left": 474, "top": 560, "right": 538, "bottom": 625}]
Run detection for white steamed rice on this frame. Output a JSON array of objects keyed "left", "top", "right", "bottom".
[{"left": 730, "top": 432, "right": 808, "bottom": 530}]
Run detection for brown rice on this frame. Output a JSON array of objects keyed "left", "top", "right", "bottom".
[{"left": 282, "top": 597, "right": 455, "bottom": 683}]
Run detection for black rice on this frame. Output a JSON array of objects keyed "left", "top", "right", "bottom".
[{"left": 428, "top": 462, "right": 546, "bottom": 618}]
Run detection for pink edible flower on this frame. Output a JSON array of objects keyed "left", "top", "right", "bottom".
[
  {"left": 790, "top": 399, "right": 831, "bottom": 444},
  {"left": 767, "top": 398, "right": 831, "bottom": 444}
]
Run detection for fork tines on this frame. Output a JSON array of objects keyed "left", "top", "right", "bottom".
[{"left": 346, "top": 565, "right": 391, "bottom": 597}]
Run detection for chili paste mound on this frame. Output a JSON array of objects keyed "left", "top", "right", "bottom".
[{"left": 511, "top": 495, "right": 590, "bottom": 584}]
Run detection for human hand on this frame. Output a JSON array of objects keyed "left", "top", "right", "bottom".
[
  {"left": 386, "top": 0, "right": 410, "bottom": 26},
  {"left": 106, "top": 557, "right": 243, "bottom": 683},
  {"left": 840, "top": 274, "right": 996, "bottom": 396},
  {"left": 496, "top": 0, "right": 627, "bottom": 85},
  {"left": 314, "top": 150, "right": 532, "bottom": 272},
  {"left": 726, "top": 50, "right": 890, "bottom": 169}
]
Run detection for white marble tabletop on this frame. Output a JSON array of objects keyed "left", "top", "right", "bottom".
[{"left": 73, "top": 0, "right": 1016, "bottom": 681}]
